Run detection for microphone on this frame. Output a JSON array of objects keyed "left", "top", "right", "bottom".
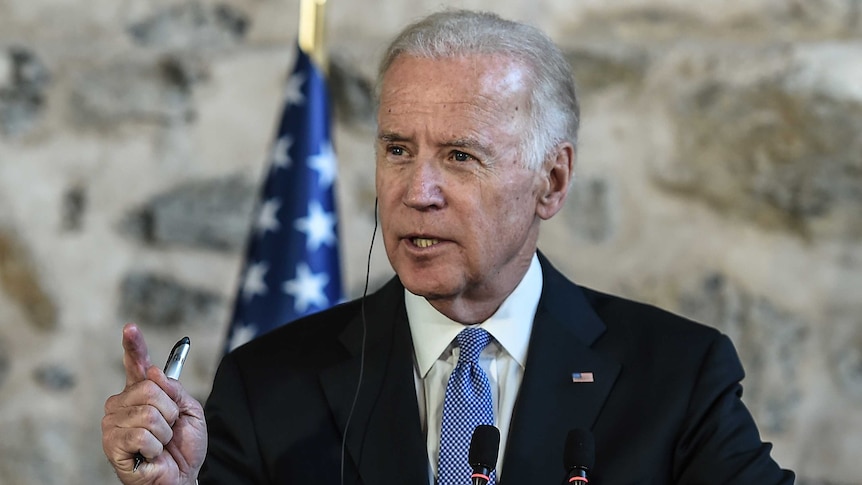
[
  {"left": 469, "top": 424, "right": 500, "bottom": 485},
  {"left": 563, "top": 429, "right": 595, "bottom": 484}
]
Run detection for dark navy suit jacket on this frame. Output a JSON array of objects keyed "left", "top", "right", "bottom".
[{"left": 200, "top": 254, "right": 794, "bottom": 484}]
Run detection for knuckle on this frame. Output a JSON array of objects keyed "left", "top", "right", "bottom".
[
  {"left": 166, "top": 403, "right": 180, "bottom": 425},
  {"left": 161, "top": 424, "right": 175, "bottom": 445},
  {"left": 137, "top": 405, "right": 162, "bottom": 428},
  {"left": 104, "top": 393, "right": 121, "bottom": 413},
  {"left": 137, "top": 380, "right": 162, "bottom": 401},
  {"left": 100, "top": 413, "right": 113, "bottom": 433},
  {"left": 124, "top": 427, "right": 146, "bottom": 449},
  {"left": 101, "top": 427, "right": 117, "bottom": 454}
]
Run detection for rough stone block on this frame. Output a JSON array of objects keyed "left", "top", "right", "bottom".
[
  {"left": 0, "top": 336, "right": 8, "bottom": 390},
  {"left": 0, "top": 46, "right": 50, "bottom": 137},
  {"left": 118, "top": 271, "right": 222, "bottom": 328},
  {"left": 60, "top": 184, "right": 86, "bottom": 233},
  {"left": 330, "top": 53, "right": 376, "bottom": 128},
  {"left": 752, "top": 0, "right": 862, "bottom": 37},
  {"left": 0, "top": 230, "right": 57, "bottom": 330},
  {"left": 127, "top": 1, "right": 249, "bottom": 51},
  {"left": 562, "top": 176, "right": 617, "bottom": 243},
  {"left": 32, "top": 364, "right": 76, "bottom": 392},
  {"left": 827, "top": 310, "right": 862, "bottom": 401},
  {"left": 648, "top": 45, "right": 862, "bottom": 239},
  {"left": 68, "top": 55, "right": 201, "bottom": 128},
  {"left": 0, "top": 51, "right": 10, "bottom": 88},
  {"left": 797, "top": 479, "right": 858, "bottom": 485},
  {"left": 564, "top": 44, "right": 650, "bottom": 92},
  {"left": 119, "top": 175, "right": 256, "bottom": 252},
  {"left": 573, "top": 5, "right": 708, "bottom": 41}
]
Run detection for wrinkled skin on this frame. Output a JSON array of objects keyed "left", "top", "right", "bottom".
[
  {"left": 376, "top": 54, "right": 574, "bottom": 323},
  {"left": 101, "top": 324, "right": 206, "bottom": 485}
]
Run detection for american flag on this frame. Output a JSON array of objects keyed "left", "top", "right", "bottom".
[
  {"left": 571, "top": 372, "right": 595, "bottom": 383},
  {"left": 224, "top": 45, "right": 343, "bottom": 353}
]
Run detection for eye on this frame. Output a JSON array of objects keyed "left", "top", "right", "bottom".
[
  {"left": 387, "top": 145, "right": 405, "bottom": 156},
  {"left": 451, "top": 150, "right": 475, "bottom": 162}
]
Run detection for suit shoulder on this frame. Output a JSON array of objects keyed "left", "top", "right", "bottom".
[
  {"left": 575, "top": 286, "right": 745, "bottom": 391},
  {"left": 579, "top": 285, "right": 721, "bottom": 344},
  {"left": 538, "top": 252, "right": 720, "bottom": 345},
  {"left": 227, "top": 299, "right": 360, "bottom": 367},
  {"left": 226, "top": 275, "right": 402, "bottom": 367}
]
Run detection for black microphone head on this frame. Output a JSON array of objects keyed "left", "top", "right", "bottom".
[
  {"left": 563, "top": 429, "right": 595, "bottom": 471},
  {"left": 469, "top": 424, "right": 501, "bottom": 469}
]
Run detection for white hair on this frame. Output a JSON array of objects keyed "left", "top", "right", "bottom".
[{"left": 377, "top": 9, "right": 580, "bottom": 171}]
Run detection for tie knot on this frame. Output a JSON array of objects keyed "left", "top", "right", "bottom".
[{"left": 456, "top": 327, "right": 491, "bottom": 364}]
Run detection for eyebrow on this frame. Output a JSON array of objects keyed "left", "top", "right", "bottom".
[
  {"left": 447, "top": 137, "right": 492, "bottom": 156},
  {"left": 378, "top": 131, "right": 408, "bottom": 143}
]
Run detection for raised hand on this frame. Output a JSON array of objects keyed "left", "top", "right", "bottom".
[{"left": 102, "top": 324, "right": 207, "bottom": 485}]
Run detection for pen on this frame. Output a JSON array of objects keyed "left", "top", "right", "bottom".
[{"left": 133, "top": 336, "right": 191, "bottom": 472}]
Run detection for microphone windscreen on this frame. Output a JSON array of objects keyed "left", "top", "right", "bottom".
[
  {"left": 563, "top": 429, "right": 595, "bottom": 471},
  {"left": 469, "top": 424, "right": 501, "bottom": 469}
]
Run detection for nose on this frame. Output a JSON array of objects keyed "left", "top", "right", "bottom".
[{"left": 402, "top": 159, "right": 445, "bottom": 210}]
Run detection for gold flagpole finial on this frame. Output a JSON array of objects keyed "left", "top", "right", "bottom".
[{"left": 299, "top": 0, "right": 328, "bottom": 73}]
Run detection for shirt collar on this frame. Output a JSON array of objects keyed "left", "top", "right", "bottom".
[{"left": 406, "top": 253, "right": 543, "bottom": 377}]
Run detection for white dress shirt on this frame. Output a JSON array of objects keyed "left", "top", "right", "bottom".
[{"left": 406, "top": 253, "right": 543, "bottom": 482}]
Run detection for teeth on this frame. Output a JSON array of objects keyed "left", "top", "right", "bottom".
[{"left": 413, "top": 238, "right": 439, "bottom": 248}]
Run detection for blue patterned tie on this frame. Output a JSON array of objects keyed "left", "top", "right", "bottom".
[{"left": 437, "top": 327, "right": 496, "bottom": 485}]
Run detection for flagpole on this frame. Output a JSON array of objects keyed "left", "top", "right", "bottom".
[{"left": 299, "top": 0, "right": 328, "bottom": 73}]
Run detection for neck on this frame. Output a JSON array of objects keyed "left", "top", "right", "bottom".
[
  {"left": 427, "top": 296, "right": 507, "bottom": 325},
  {"left": 426, "top": 253, "right": 535, "bottom": 324}
]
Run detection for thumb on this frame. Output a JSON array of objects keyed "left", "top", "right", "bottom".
[{"left": 122, "top": 323, "right": 153, "bottom": 388}]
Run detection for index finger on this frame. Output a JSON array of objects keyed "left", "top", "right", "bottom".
[{"left": 122, "top": 323, "right": 153, "bottom": 388}]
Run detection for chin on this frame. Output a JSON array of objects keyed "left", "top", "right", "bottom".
[
  {"left": 401, "top": 277, "right": 444, "bottom": 299},
  {"left": 399, "top": 269, "right": 457, "bottom": 300}
]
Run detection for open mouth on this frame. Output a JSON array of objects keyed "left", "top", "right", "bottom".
[{"left": 411, "top": 237, "right": 440, "bottom": 248}]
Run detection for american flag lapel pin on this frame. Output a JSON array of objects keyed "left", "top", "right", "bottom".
[{"left": 571, "top": 372, "right": 595, "bottom": 383}]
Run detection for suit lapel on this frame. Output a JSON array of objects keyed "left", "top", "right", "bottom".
[
  {"left": 503, "top": 256, "right": 621, "bottom": 484},
  {"left": 319, "top": 278, "right": 429, "bottom": 485}
]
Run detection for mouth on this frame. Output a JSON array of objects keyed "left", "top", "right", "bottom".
[
  {"left": 404, "top": 235, "right": 442, "bottom": 249},
  {"left": 410, "top": 237, "right": 440, "bottom": 248}
]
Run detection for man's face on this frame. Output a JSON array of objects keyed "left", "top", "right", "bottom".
[{"left": 375, "top": 54, "right": 548, "bottom": 321}]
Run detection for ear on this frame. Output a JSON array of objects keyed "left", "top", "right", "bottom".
[{"left": 536, "top": 142, "right": 575, "bottom": 220}]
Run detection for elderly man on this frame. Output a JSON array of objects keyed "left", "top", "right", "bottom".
[{"left": 101, "top": 9, "right": 794, "bottom": 485}]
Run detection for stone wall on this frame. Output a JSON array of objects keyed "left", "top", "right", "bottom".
[{"left": 0, "top": 0, "right": 859, "bottom": 483}]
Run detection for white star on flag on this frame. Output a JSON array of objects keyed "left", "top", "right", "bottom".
[
  {"left": 282, "top": 262, "right": 330, "bottom": 313},
  {"left": 293, "top": 201, "right": 337, "bottom": 251},
  {"left": 271, "top": 135, "right": 293, "bottom": 170},
  {"left": 284, "top": 72, "right": 306, "bottom": 107},
  {"left": 308, "top": 141, "right": 337, "bottom": 189},
  {"left": 228, "top": 322, "right": 258, "bottom": 351},
  {"left": 242, "top": 261, "right": 269, "bottom": 302},
  {"left": 256, "top": 198, "right": 282, "bottom": 236}
]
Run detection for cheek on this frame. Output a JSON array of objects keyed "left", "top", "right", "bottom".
[
  {"left": 375, "top": 172, "right": 403, "bottom": 234},
  {"left": 492, "top": 181, "right": 540, "bottom": 227},
  {"left": 375, "top": 168, "right": 400, "bottom": 201},
  {"left": 488, "top": 174, "right": 535, "bottom": 205}
]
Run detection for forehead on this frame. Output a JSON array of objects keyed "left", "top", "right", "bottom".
[
  {"left": 377, "top": 55, "right": 532, "bottom": 150},
  {"left": 378, "top": 54, "right": 530, "bottom": 115}
]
